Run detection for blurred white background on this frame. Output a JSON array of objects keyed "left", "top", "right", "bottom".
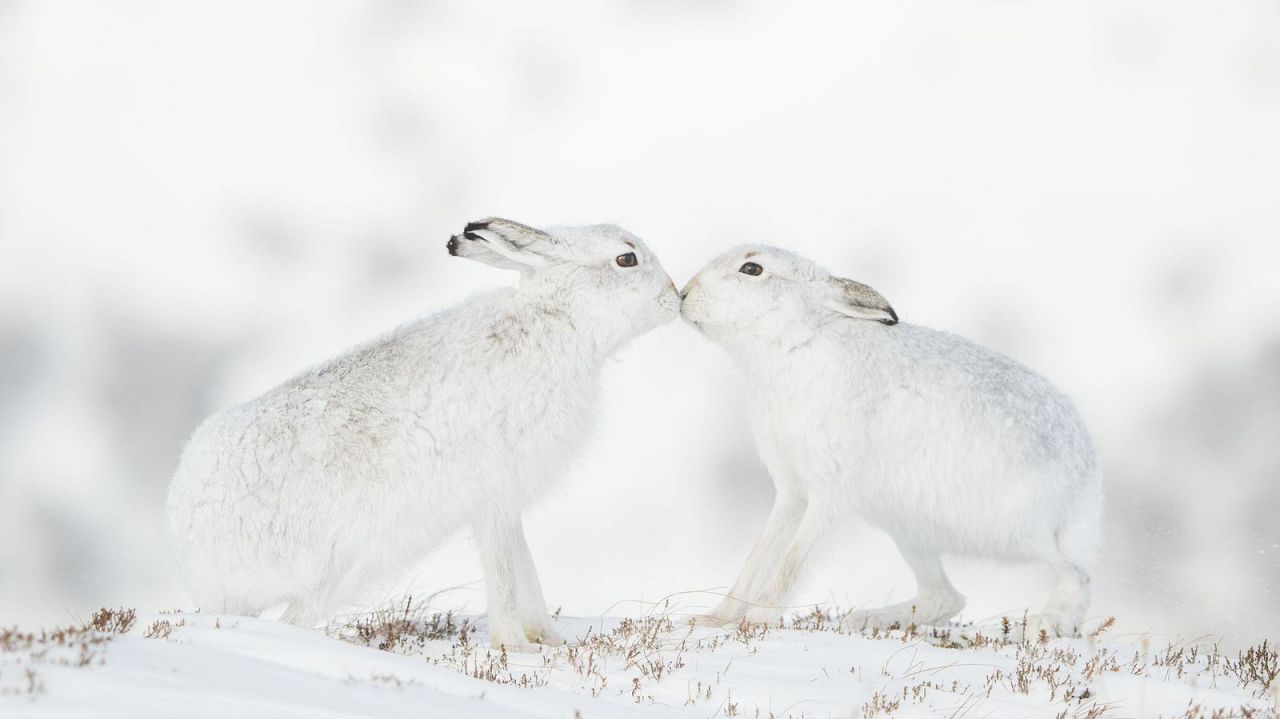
[{"left": 1, "top": 1, "right": 1277, "bottom": 647}]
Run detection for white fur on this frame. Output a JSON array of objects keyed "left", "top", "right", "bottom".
[
  {"left": 165, "top": 218, "right": 679, "bottom": 649},
  {"left": 681, "top": 246, "right": 1102, "bottom": 636}
]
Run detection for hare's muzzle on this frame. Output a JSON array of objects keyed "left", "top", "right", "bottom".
[{"left": 679, "top": 277, "right": 700, "bottom": 301}]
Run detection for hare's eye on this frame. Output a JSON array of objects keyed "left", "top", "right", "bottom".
[
  {"left": 739, "top": 262, "right": 763, "bottom": 276},
  {"left": 615, "top": 252, "right": 638, "bottom": 268}
]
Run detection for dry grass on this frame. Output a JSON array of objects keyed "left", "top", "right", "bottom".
[
  {"left": 331, "top": 599, "right": 1278, "bottom": 719},
  {"left": 1226, "top": 641, "right": 1278, "bottom": 695},
  {"left": 143, "top": 618, "right": 185, "bottom": 640},
  {"left": 328, "top": 596, "right": 546, "bottom": 687},
  {"left": 85, "top": 607, "right": 136, "bottom": 635},
  {"left": 4, "top": 602, "right": 1271, "bottom": 718},
  {"left": 0, "top": 606, "right": 195, "bottom": 697},
  {"left": 340, "top": 595, "right": 476, "bottom": 654},
  {"left": 1, "top": 608, "right": 129, "bottom": 697}
]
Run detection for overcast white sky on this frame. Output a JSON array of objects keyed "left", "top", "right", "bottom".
[{"left": 1, "top": 0, "right": 1278, "bottom": 646}]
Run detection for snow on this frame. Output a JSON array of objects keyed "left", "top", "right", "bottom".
[{"left": 3, "top": 608, "right": 1275, "bottom": 718}]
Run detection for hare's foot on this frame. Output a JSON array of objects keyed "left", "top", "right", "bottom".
[
  {"left": 692, "top": 606, "right": 780, "bottom": 631},
  {"left": 278, "top": 599, "right": 327, "bottom": 629},
  {"left": 691, "top": 593, "right": 755, "bottom": 628},
  {"left": 1040, "top": 561, "right": 1090, "bottom": 638},
  {"left": 487, "top": 615, "right": 542, "bottom": 653},
  {"left": 691, "top": 612, "right": 738, "bottom": 628},
  {"left": 743, "top": 606, "right": 786, "bottom": 627},
  {"left": 842, "top": 593, "right": 964, "bottom": 632},
  {"left": 1018, "top": 612, "right": 1079, "bottom": 640},
  {"left": 522, "top": 618, "right": 564, "bottom": 647}
]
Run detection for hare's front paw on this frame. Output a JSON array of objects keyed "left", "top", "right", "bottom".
[
  {"left": 488, "top": 617, "right": 540, "bottom": 653},
  {"left": 743, "top": 607, "right": 785, "bottom": 627},
  {"left": 523, "top": 621, "right": 565, "bottom": 647},
  {"left": 842, "top": 593, "right": 965, "bottom": 633},
  {"left": 1025, "top": 613, "right": 1079, "bottom": 640},
  {"left": 691, "top": 613, "right": 735, "bottom": 628},
  {"left": 842, "top": 606, "right": 920, "bottom": 633}
]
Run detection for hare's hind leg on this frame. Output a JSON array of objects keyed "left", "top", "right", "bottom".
[
  {"left": 1040, "top": 559, "right": 1091, "bottom": 637},
  {"left": 1039, "top": 509, "right": 1099, "bottom": 636},
  {"left": 843, "top": 544, "right": 965, "bottom": 632}
]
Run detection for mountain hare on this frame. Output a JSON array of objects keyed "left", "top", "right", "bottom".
[
  {"left": 681, "top": 246, "right": 1101, "bottom": 636},
  {"left": 166, "top": 218, "right": 679, "bottom": 650}
]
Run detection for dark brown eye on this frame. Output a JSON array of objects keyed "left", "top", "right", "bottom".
[
  {"left": 616, "top": 252, "right": 638, "bottom": 267},
  {"left": 739, "top": 261, "right": 763, "bottom": 276}
]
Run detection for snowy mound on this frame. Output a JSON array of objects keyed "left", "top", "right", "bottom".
[{"left": 2, "top": 606, "right": 1276, "bottom": 718}]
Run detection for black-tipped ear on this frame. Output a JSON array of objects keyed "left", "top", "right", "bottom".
[
  {"left": 447, "top": 217, "right": 555, "bottom": 270},
  {"left": 825, "top": 277, "right": 898, "bottom": 325}
]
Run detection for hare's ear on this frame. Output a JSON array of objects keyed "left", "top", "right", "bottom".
[
  {"left": 824, "top": 277, "right": 898, "bottom": 325},
  {"left": 447, "top": 217, "right": 557, "bottom": 270}
]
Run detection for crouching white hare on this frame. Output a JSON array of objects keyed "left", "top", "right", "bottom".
[
  {"left": 165, "top": 217, "right": 679, "bottom": 650},
  {"left": 681, "top": 247, "right": 1101, "bottom": 636}
]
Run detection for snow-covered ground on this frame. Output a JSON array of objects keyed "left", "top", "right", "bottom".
[{"left": 3, "top": 605, "right": 1276, "bottom": 718}]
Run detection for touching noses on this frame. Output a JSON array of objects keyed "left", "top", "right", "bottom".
[{"left": 679, "top": 276, "right": 700, "bottom": 301}]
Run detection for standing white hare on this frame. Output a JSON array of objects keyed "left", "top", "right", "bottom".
[
  {"left": 165, "top": 218, "right": 679, "bottom": 649},
  {"left": 680, "top": 246, "right": 1101, "bottom": 636}
]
